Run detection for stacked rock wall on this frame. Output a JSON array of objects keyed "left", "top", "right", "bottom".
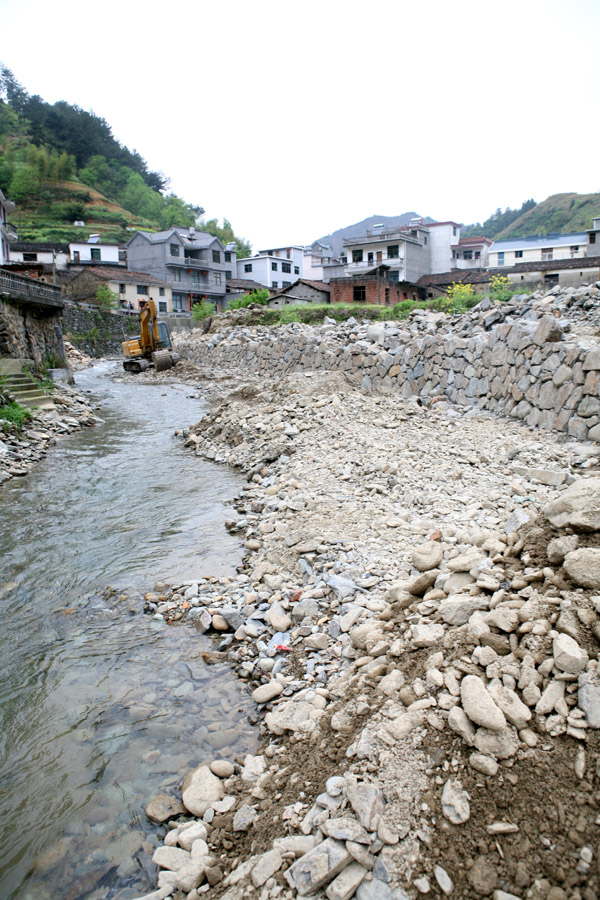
[
  {"left": 180, "top": 283, "right": 600, "bottom": 441},
  {"left": 0, "top": 296, "right": 63, "bottom": 364},
  {"left": 61, "top": 303, "right": 138, "bottom": 357}
]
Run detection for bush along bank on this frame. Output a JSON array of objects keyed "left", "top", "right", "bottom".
[
  {"left": 175, "top": 281, "right": 600, "bottom": 443},
  {"left": 130, "top": 367, "right": 599, "bottom": 900}
]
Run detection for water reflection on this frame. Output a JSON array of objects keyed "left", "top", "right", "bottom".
[{"left": 0, "top": 363, "right": 256, "bottom": 899}]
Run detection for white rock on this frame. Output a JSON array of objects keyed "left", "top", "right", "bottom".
[
  {"left": 434, "top": 865, "right": 454, "bottom": 895},
  {"left": 460, "top": 675, "right": 506, "bottom": 732},
  {"left": 252, "top": 681, "right": 283, "bottom": 704},
  {"left": 251, "top": 848, "right": 283, "bottom": 888},
  {"left": 411, "top": 623, "right": 445, "bottom": 647},
  {"left": 553, "top": 633, "right": 589, "bottom": 674},
  {"left": 487, "top": 683, "right": 532, "bottom": 729},
  {"left": 181, "top": 765, "right": 224, "bottom": 817},
  {"left": 441, "top": 779, "right": 470, "bottom": 824}
]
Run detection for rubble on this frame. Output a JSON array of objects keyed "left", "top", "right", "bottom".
[{"left": 126, "top": 285, "right": 600, "bottom": 900}]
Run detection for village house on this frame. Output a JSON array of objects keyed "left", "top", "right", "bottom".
[
  {"left": 126, "top": 227, "right": 230, "bottom": 312},
  {"left": 237, "top": 245, "right": 304, "bottom": 290},
  {"left": 69, "top": 234, "right": 122, "bottom": 266},
  {"left": 64, "top": 266, "right": 173, "bottom": 312},
  {"left": 268, "top": 279, "right": 330, "bottom": 308},
  {"left": 452, "top": 236, "right": 492, "bottom": 269},
  {"left": 330, "top": 265, "right": 426, "bottom": 306},
  {"left": 303, "top": 241, "right": 339, "bottom": 282},
  {"left": 9, "top": 241, "right": 69, "bottom": 269}
]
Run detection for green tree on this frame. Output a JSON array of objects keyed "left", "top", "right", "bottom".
[
  {"left": 197, "top": 216, "right": 252, "bottom": 257},
  {"left": 8, "top": 164, "right": 40, "bottom": 201},
  {"left": 95, "top": 284, "right": 119, "bottom": 309}
]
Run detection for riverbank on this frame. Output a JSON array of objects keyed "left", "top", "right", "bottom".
[
  {"left": 0, "top": 381, "right": 99, "bottom": 484},
  {"left": 131, "top": 357, "right": 599, "bottom": 900}
]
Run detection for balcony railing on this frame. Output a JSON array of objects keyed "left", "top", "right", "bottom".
[
  {"left": 0, "top": 268, "right": 63, "bottom": 308},
  {"left": 168, "top": 255, "right": 218, "bottom": 268}
]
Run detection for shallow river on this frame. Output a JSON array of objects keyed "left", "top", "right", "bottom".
[{"left": 0, "top": 362, "right": 257, "bottom": 900}]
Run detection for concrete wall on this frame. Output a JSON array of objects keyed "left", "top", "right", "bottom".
[
  {"left": 429, "top": 224, "right": 460, "bottom": 274},
  {"left": 69, "top": 242, "right": 120, "bottom": 264}
]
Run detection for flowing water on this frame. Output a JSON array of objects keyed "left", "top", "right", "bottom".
[{"left": 0, "top": 362, "right": 257, "bottom": 900}]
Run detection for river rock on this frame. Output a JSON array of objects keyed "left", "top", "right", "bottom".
[
  {"left": 325, "top": 861, "right": 367, "bottom": 900},
  {"left": 578, "top": 670, "right": 600, "bottom": 727},
  {"left": 265, "top": 699, "right": 313, "bottom": 734},
  {"left": 546, "top": 534, "right": 579, "bottom": 564},
  {"left": 251, "top": 849, "right": 283, "bottom": 888},
  {"left": 563, "top": 548, "right": 600, "bottom": 589},
  {"left": 209, "top": 760, "right": 234, "bottom": 778},
  {"left": 439, "top": 596, "right": 488, "bottom": 625},
  {"left": 487, "top": 683, "right": 532, "bottom": 729},
  {"left": 252, "top": 681, "right": 283, "bottom": 703},
  {"left": 181, "top": 764, "right": 224, "bottom": 816},
  {"left": 411, "top": 623, "right": 444, "bottom": 647},
  {"left": 441, "top": 779, "right": 470, "bottom": 824},
  {"left": 152, "top": 846, "right": 191, "bottom": 871},
  {"left": 412, "top": 541, "right": 443, "bottom": 571},
  {"left": 268, "top": 599, "right": 291, "bottom": 632},
  {"left": 460, "top": 675, "right": 506, "bottom": 731},
  {"left": 233, "top": 804, "right": 258, "bottom": 831},
  {"left": 473, "top": 725, "right": 519, "bottom": 759},
  {"left": 145, "top": 793, "right": 185, "bottom": 823},
  {"left": 543, "top": 477, "right": 600, "bottom": 531},
  {"left": 178, "top": 821, "right": 208, "bottom": 851},
  {"left": 346, "top": 782, "right": 384, "bottom": 830},
  {"left": 285, "top": 838, "right": 352, "bottom": 895},
  {"left": 553, "top": 633, "right": 589, "bottom": 674}
]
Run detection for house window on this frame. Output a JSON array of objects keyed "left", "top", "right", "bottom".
[
  {"left": 541, "top": 248, "right": 553, "bottom": 261},
  {"left": 225, "top": 270, "right": 231, "bottom": 279},
  {"left": 352, "top": 249, "right": 363, "bottom": 263},
  {"left": 212, "top": 249, "right": 221, "bottom": 263},
  {"left": 73, "top": 251, "right": 80, "bottom": 263},
  {"left": 424, "top": 236, "right": 428, "bottom": 245},
  {"left": 475, "top": 251, "right": 481, "bottom": 259},
  {"left": 385, "top": 288, "right": 390, "bottom": 303},
  {"left": 590, "top": 233, "right": 596, "bottom": 244},
  {"left": 387, "top": 245, "right": 399, "bottom": 258},
  {"left": 137, "top": 284, "right": 148, "bottom": 294},
  {"left": 544, "top": 273, "right": 559, "bottom": 284},
  {"left": 282, "top": 281, "right": 290, "bottom": 287},
  {"left": 571, "top": 245, "right": 579, "bottom": 251},
  {"left": 173, "top": 294, "right": 184, "bottom": 311},
  {"left": 215, "top": 272, "right": 222, "bottom": 285},
  {"left": 159, "top": 301, "right": 167, "bottom": 312},
  {"left": 294, "top": 266, "right": 299, "bottom": 274},
  {"left": 452, "top": 226, "right": 457, "bottom": 236},
  {"left": 170, "top": 243, "right": 180, "bottom": 256},
  {"left": 191, "top": 271, "right": 200, "bottom": 284},
  {"left": 272, "top": 262, "right": 278, "bottom": 271},
  {"left": 91, "top": 248, "right": 101, "bottom": 261},
  {"left": 272, "top": 281, "right": 278, "bottom": 288},
  {"left": 515, "top": 250, "right": 523, "bottom": 258},
  {"left": 244, "top": 263, "right": 252, "bottom": 273},
  {"left": 224, "top": 251, "right": 231, "bottom": 262},
  {"left": 171, "top": 268, "right": 181, "bottom": 281},
  {"left": 389, "top": 271, "right": 399, "bottom": 282},
  {"left": 23, "top": 252, "right": 37, "bottom": 261},
  {"left": 158, "top": 287, "right": 164, "bottom": 296},
  {"left": 368, "top": 252, "right": 373, "bottom": 263},
  {"left": 463, "top": 250, "right": 473, "bottom": 260},
  {"left": 497, "top": 252, "right": 504, "bottom": 266},
  {"left": 282, "top": 262, "right": 291, "bottom": 273},
  {"left": 452, "top": 250, "right": 456, "bottom": 259},
  {"left": 353, "top": 285, "right": 366, "bottom": 302},
  {"left": 119, "top": 283, "right": 125, "bottom": 293},
  {"left": 286, "top": 249, "right": 291, "bottom": 258}
]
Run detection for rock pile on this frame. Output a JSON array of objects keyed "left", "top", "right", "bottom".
[
  {"left": 132, "top": 368, "right": 599, "bottom": 900},
  {"left": 0, "top": 384, "right": 98, "bottom": 482},
  {"left": 174, "top": 282, "right": 600, "bottom": 442}
]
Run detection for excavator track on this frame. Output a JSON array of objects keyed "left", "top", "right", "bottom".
[{"left": 152, "top": 350, "right": 175, "bottom": 372}]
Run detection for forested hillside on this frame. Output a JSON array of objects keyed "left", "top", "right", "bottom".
[
  {"left": 462, "top": 194, "right": 600, "bottom": 240},
  {"left": 0, "top": 66, "right": 251, "bottom": 254}
]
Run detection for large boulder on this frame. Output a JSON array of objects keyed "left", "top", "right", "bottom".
[
  {"left": 563, "top": 548, "right": 600, "bottom": 589},
  {"left": 181, "top": 764, "right": 224, "bottom": 817},
  {"left": 543, "top": 478, "right": 600, "bottom": 531}
]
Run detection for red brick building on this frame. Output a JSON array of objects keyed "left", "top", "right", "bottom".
[{"left": 329, "top": 265, "right": 425, "bottom": 306}]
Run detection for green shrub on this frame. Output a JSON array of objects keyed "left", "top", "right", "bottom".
[
  {"left": 228, "top": 288, "right": 270, "bottom": 310},
  {"left": 192, "top": 301, "right": 216, "bottom": 321},
  {"left": 0, "top": 400, "right": 33, "bottom": 431}
]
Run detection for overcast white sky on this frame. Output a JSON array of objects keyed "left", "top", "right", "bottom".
[{"left": 2, "top": 0, "right": 599, "bottom": 250}]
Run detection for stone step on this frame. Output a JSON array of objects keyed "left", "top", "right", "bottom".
[{"left": 0, "top": 360, "right": 54, "bottom": 410}]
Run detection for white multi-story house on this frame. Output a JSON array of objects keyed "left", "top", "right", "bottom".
[
  {"left": 237, "top": 245, "right": 304, "bottom": 290},
  {"left": 303, "top": 240, "right": 338, "bottom": 282},
  {"left": 487, "top": 225, "right": 600, "bottom": 269},
  {"left": 452, "top": 236, "right": 492, "bottom": 269},
  {"left": 426, "top": 221, "right": 462, "bottom": 274},
  {"left": 0, "top": 188, "right": 16, "bottom": 265},
  {"left": 69, "top": 235, "right": 121, "bottom": 265}
]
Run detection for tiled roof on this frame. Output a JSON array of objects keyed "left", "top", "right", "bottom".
[
  {"left": 418, "top": 255, "right": 600, "bottom": 285},
  {"left": 458, "top": 236, "right": 493, "bottom": 246},
  {"left": 10, "top": 241, "right": 69, "bottom": 252},
  {"left": 71, "top": 266, "right": 171, "bottom": 286},
  {"left": 490, "top": 233, "right": 588, "bottom": 252},
  {"left": 227, "top": 278, "right": 268, "bottom": 291}
]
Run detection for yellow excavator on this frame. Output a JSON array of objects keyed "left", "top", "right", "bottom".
[{"left": 121, "top": 300, "right": 180, "bottom": 373}]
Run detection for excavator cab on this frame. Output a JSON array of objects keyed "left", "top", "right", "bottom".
[{"left": 121, "top": 300, "right": 179, "bottom": 373}]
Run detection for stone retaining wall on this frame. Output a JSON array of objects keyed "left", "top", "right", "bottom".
[
  {"left": 0, "top": 296, "right": 63, "bottom": 364},
  {"left": 61, "top": 303, "right": 138, "bottom": 357},
  {"left": 180, "top": 288, "right": 600, "bottom": 442}
]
